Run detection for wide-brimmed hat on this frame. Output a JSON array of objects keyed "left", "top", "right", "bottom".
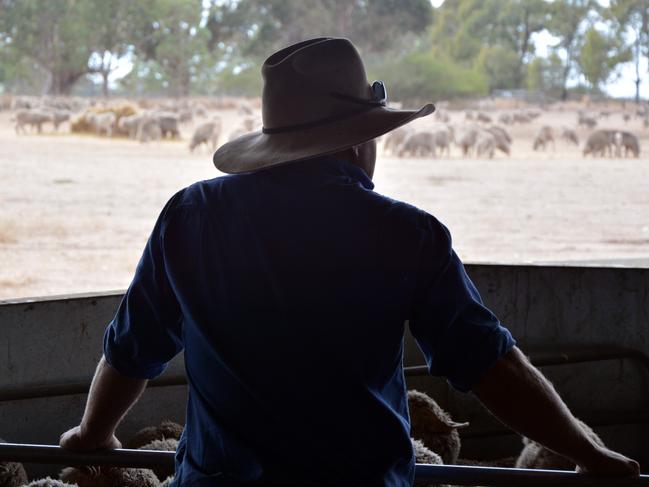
[{"left": 212, "top": 37, "right": 435, "bottom": 174}]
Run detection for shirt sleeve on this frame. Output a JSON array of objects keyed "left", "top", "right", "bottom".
[
  {"left": 408, "top": 216, "right": 516, "bottom": 393},
  {"left": 103, "top": 192, "right": 185, "bottom": 379}
]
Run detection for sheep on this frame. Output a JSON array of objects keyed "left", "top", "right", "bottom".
[
  {"left": 475, "top": 132, "right": 496, "bottom": 159},
  {"left": 583, "top": 129, "right": 617, "bottom": 157},
  {"left": 383, "top": 126, "right": 411, "bottom": 155},
  {"left": 137, "top": 438, "right": 178, "bottom": 482},
  {"left": 485, "top": 126, "right": 511, "bottom": 155},
  {"left": 20, "top": 478, "right": 77, "bottom": 487},
  {"left": 59, "top": 466, "right": 158, "bottom": 487},
  {"left": 577, "top": 112, "right": 597, "bottom": 129},
  {"left": 561, "top": 128, "right": 579, "bottom": 146},
  {"left": 0, "top": 438, "right": 29, "bottom": 487},
  {"left": 412, "top": 439, "right": 446, "bottom": 487},
  {"left": 178, "top": 108, "right": 193, "bottom": 124},
  {"left": 457, "top": 128, "right": 478, "bottom": 156},
  {"left": 407, "top": 390, "right": 469, "bottom": 465},
  {"left": 50, "top": 110, "right": 71, "bottom": 131},
  {"left": 432, "top": 127, "right": 454, "bottom": 157},
  {"left": 155, "top": 113, "right": 180, "bottom": 139},
  {"left": 515, "top": 419, "right": 604, "bottom": 470},
  {"left": 89, "top": 112, "right": 117, "bottom": 137},
  {"left": 118, "top": 114, "right": 143, "bottom": 139},
  {"left": 532, "top": 126, "right": 554, "bottom": 151},
  {"left": 398, "top": 132, "right": 436, "bottom": 158},
  {"left": 136, "top": 116, "right": 162, "bottom": 143},
  {"left": 512, "top": 112, "right": 531, "bottom": 124},
  {"left": 14, "top": 110, "right": 53, "bottom": 134},
  {"left": 189, "top": 120, "right": 222, "bottom": 152},
  {"left": 476, "top": 112, "right": 492, "bottom": 124},
  {"left": 127, "top": 420, "right": 183, "bottom": 449},
  {"left": 497, "top": 113, "right": 512, "bottom": 125},
  {"left": 617, "top": 131, "right": 640, "bottom": 157}
]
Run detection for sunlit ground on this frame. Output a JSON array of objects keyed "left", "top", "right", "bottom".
[{"left": 1, "top": 108, "right": 649, "bottom": 300}]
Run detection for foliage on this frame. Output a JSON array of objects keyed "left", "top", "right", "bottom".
[
  {"left": 371, "top": 51, "right": 488, "bottom": 103},
  {"left": 578, "top": 26, "right": 631, "bottom": 90},
  {"left": 0, "top": 0, "right": 647, "bottom": 99},
  {"left": 526, "top": 52, "right": 566, "bottom": 96}
]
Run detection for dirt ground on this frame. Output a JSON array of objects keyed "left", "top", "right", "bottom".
[{"left": 1, "top": 105, "right": 649, "bottom": 300}]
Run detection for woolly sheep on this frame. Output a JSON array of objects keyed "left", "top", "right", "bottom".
[
  {"left": 189, "top": 121, "right": 222, "bottom": 152},
  {"left": 127, "top": 420, "right": 183, "bottom": 449},
  {"left": 412, "top": 439, "right": 446, "bottom": 487},
  {"left": 515, "top": 419, "right": 604, "bottom": 470},
  {"left": 383, "top": 126, "right": 411, "bottom": 155},
  {"left": 20, "top": 477, "right": 77, "bottom": 487},
  {"left": 618, "top": 131, "right": 640, "bottom": 157},
  {"left": 399, "top": 132, "right": 437, "bottom": 158},
  {"left": 59, "top": 466, "right": 158, "bottom": 487},
  {"left": 433, "top": 128, "right": 454, "bottom": 157},
  {"left": 0, "top": 438, "right": 29, "bottom": 487},
  {"left": 532, "top": 126, "right": 555, "bottom": 151},
  {"left": 407, "top": 390, "right": 469, "bottom": 464},
  {"left": 583, "top": 130, "right": 614, "bottom": 157},
  {"left": 475, "top": 132, "right": 496, "bottom": 159},
  {"left": 457, "top": 128, "right": 478, "bottom": 156},
  {"left": 561, "top": 128, "right": 579, "bottom": 146},
  {"left": 138, "top": 438, "right": 178, "bottom": 482},
  {"left": 14, "top": 110, "right": 53, "bottom": 134},
  {"left": 485, "top": 126, "right": 511, "bottom": 155}
]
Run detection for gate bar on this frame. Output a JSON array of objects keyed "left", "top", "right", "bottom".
[{"left": 1, "top": 444, "right": 648, "bottom": 487}]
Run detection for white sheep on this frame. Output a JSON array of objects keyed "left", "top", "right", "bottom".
[
  {"left": 407, "top": 390, "right": 469, "bottom": 465},
  {"left": 412, "top": 438, "right": 446, "bottom": 487},
  {"left": 59, "top": 466, "right": 158, "bottom": 487},
  {"left": 0, "top": 438, "right": 29, "bottom": 487},
  {"left": 20, "top": 477, "right": 77, "bottom": 487},
  {"left": 138, "top": 438, "right": 178, "bottom": 482},
  {"left": 126, "top": 421, "right": 183, "bottom": 449}
]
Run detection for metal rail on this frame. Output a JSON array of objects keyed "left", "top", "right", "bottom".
[
  {"left": 1, "top": 346, "right": 647, "bottom": 403},
  {"left": 0, "top": 444, "right": 647, "bottom": 487}
]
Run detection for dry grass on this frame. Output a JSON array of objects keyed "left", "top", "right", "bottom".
[{"left": 0, "top": 219, "right": 18, "bottom": 244}]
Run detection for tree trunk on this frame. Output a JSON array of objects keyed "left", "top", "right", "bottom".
[
  {"left": 47, "top": 70, "right": 85, "bottom": 95},
  {"left": 102, "top": 71, "right": 110, "bottom": 98}
]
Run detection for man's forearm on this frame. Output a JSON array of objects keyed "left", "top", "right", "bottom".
[
  {"left": 472, "top": 346, "right": 600, "bottom": 466},
  {"left": 80, "top": 356, "right": 148, "bottom": 443}
]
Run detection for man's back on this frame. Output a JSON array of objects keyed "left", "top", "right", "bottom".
[{"left": 104, "top": 155, "right": 514, "bottom": 486}]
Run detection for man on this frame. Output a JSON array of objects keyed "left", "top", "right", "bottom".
[{"left": 60, "top": 38, "right": 639, "bottom": 486}]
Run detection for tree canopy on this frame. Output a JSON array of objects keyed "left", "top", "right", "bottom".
[{"left": 0, "top": 0, "right": 646, "bottom": 101}]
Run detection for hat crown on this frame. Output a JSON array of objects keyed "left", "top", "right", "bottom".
[{"left": 261, "top": 38, "right": 371, "bottom": 131}]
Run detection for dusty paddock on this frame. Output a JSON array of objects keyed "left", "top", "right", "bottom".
[{"left": 1, "top": 108, "right": 649, "bottom": 300}]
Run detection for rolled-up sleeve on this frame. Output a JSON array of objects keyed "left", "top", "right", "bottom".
[
  {"left": 409, "top": 216, "right": 516, "bottom": 393},
  {"left": 103, "top": 193, "right": 184, "bottom": 379}
]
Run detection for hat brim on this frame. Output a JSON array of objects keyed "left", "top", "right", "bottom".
[{"left": 212, "top": 103, "right": 435, "bottom": 174}]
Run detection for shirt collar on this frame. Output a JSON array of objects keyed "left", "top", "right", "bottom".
[{"left": 267, "top": 155, "right": 374, "bottom": 191}]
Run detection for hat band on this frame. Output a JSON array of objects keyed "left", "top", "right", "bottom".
[{"left": 262, "top": 104, "right": 380, "bottom": 135}]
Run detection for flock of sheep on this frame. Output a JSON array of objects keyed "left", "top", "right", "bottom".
[
  {"left": 4, "top": 95, "right": 258, "bottom": 154},
  {"left": 0, "top": 390, "right": 604, "bottom": 487},
  {"left": 382, "top": 107, "right": 643, "bottom": 160},
  {"left": 2, "top": 95, "right": 646, "bottom": 161}
]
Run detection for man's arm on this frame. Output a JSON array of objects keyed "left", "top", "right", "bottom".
[
  {"left": 472, "top": 346, "right": 640, "bottom": 475},
  {"left": 59, "top": 356, "right": 147, "bottom": 451}
]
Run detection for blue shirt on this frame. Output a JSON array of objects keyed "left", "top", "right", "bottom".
[{"left": 103, "top": 155, "right": 515, "bottom": 487}]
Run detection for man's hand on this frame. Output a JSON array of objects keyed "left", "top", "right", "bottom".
[
  {"left": 59, "top": 356, "right": 147, "bottom": 453},
  {"left": 59, "top": 425, "right": 121, "bottom": 452},
  {"left": 576, "top": 445, "right": 640, "bottom": 476},
  {"left": 473, "top": 347, "right": 640, "bottom": 477}
]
